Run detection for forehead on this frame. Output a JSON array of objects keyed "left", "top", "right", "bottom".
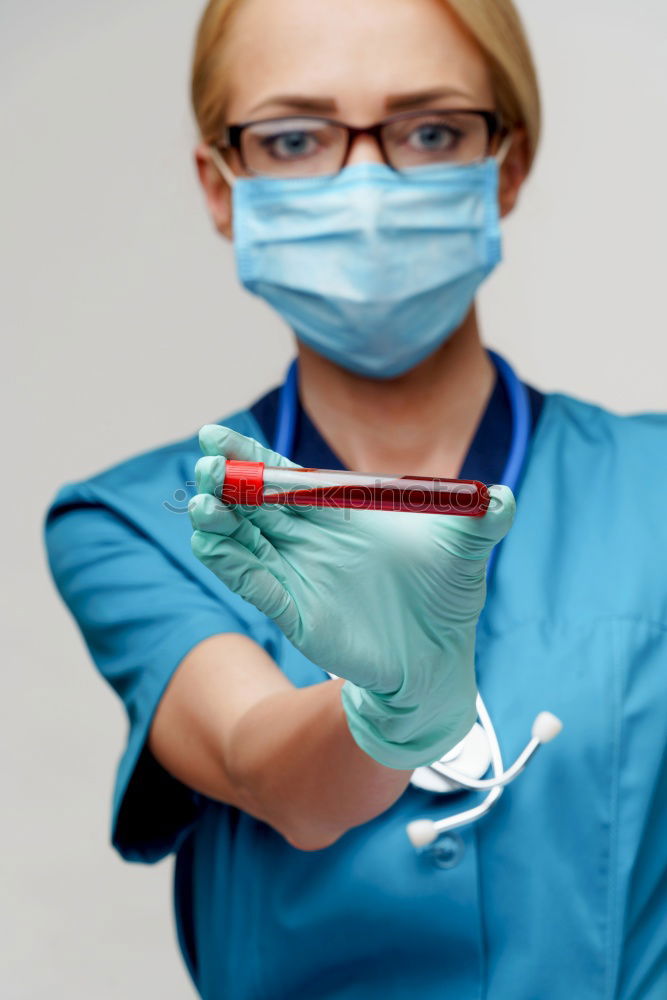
[{"left": 223, "top": 0, "right": 494, "bottom": 119}]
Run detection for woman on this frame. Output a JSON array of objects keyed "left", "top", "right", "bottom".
[{"left": 44, "top": 0, "right": 667, "bottom": 997}]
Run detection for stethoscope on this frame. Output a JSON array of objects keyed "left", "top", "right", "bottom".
[{"left": 274, "top": 350, "right": 562, "bottom": 850}]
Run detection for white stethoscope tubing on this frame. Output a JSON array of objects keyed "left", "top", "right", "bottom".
[
  {"left": 407, "top": 703, "right": 563, "bottom": 848},
  {"left": 415, "top": 694, "right": 506, "bottom": 843},
  {"left": 427, "top": 707, "right": 562, "bottom": 792}
]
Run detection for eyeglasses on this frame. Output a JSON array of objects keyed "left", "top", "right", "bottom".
[{"left": 214, "top": 109, "right": 503, "bottom": 179}]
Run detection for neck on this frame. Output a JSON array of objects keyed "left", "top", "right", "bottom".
[{"left": 297, "top": 308, "right": 496, "bottom": 477}]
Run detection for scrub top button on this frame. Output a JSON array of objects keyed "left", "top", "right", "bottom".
[{"left": 427, "top": 833, "right": 465, "bottom": 869}]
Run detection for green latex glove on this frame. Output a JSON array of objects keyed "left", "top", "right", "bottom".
[{"left": 189, "top": 425, "right": 515, "bottom": 770}]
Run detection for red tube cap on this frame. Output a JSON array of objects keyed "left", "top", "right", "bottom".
[{"left": 222, "top": 460, "right": 265, "bottom": 506}]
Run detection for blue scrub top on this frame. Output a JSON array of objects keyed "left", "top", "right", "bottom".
[{"left": 44, "top": 376, "right": 667, "bottom": 1000}]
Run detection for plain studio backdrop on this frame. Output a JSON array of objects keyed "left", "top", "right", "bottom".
[{"left": 1, "top": 0, "right": 665, "bottom": 996}]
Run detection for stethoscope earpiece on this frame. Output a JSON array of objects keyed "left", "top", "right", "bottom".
[
  {"left": 532, "top": 711, "right": 563, "bottom": 743},
  {"left": 407, "top": 819, "right": 441, "bottom": 850}
]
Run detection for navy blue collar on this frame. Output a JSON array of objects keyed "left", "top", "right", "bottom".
[{"left": 250, "top": 374, "right": 544, "bottom": 484}]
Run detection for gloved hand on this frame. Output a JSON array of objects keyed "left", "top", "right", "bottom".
[{"left": 189, "top": 425, "right": 515, "bottom": 770}]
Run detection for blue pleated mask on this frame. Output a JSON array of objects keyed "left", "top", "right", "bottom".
[{"left": 226, "top": 158, "right": 503, "bottom": 379}]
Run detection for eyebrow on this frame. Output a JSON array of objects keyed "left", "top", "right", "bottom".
[
  {"left": 246, "top": 87, "right": 473, "bottom": 117},
  {"left": 386, "top": 86, "right": 473, "bottom": 110}
]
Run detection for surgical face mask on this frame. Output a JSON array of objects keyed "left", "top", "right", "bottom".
[{"left": 211, "top": 151, "right": 505, "bottom": 379}]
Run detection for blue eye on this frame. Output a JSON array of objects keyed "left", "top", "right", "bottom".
[
  {"left": 262, "top": 130, "right": 320, "bottom": 160},
  {"left": 408, "top": 123, "right": 462, "bottom": 152}
]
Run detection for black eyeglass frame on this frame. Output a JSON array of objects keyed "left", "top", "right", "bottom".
[{"left": 216, "top": 108, "right": 504, "bottom": 175}]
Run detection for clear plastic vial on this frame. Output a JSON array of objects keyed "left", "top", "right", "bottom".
[{"left": 221, "top": 461, "right": 491, "bottom": 517}]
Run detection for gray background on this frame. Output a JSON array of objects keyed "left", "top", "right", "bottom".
[{"left": 2, "top": 0, "right": 665, "bottom": 996}]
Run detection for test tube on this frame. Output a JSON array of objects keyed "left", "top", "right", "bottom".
[{"left": 221, "top": 460, "right": 490, "bottom": 517}]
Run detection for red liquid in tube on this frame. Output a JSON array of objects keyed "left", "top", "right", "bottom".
[{"left": 222, "top": 462, "right": 490, "bottom": 517}]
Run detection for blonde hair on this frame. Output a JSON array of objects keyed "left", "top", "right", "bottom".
[
  {"left": 446, "top": 0, "right": 541, "bottom": 165},
  {"left": 192, "top": 0, "right": 541, "bottom": 167}
]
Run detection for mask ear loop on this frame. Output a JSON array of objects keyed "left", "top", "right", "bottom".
[
  {"left": 495, "top": 130, "right": 514, "bottom": 166},
  {"left": 208, "top": 145, "right": 238, "bottom": 187}
]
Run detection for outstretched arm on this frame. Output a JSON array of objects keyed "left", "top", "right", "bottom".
[{"left": 148, "top": 632, "right": 413, "bottom": 852}]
